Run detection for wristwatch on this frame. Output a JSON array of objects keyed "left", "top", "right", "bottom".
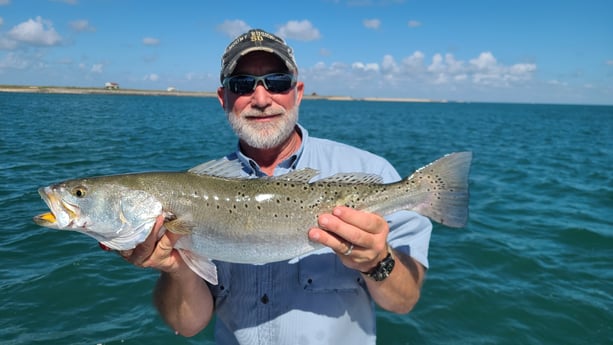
[{"left": 362, "top": 246, "right": 395, "bottom": 281}]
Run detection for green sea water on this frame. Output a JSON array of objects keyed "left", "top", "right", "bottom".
[{"left": 1, "top": 92, "right": 611, "bottom": 344}]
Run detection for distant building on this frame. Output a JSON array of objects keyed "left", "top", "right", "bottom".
[
  {"left": 104, "top": 82, "right": 119, "bottom": 89},
  {"left": 167, "top": 87, "right": 176, "bottom": 92}
]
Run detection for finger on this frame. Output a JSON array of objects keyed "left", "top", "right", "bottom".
[
  {"left": 317, "top": 212, "right": 371, "bottom": 249},
  {"left": 126, "top": 215, "right": 165, "bottom": 265},
  {"left": 341, "top": 242, "right": 354, "bottom": 256},
  {"left": 331, "top": 207, "right": 387, "bottom": 235},
  {"left": 309, "top": 227, "right": 375, "bottom": 271},
  {"left": 317, "top": 209, "right": 390, "bottom": 264},
  {"left": 142, "top": 231, "right": 184, "bottom": 270},
  {"left": 308, "top": 227, "right": 358, "bottom": 255},
  {"left": 118, "top": 249, "right": 134, "bottom": 258}
]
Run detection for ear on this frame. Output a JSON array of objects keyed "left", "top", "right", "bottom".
[
  {"left": 294, "top": 81, "right": 305, "bottom": 106},
  {"left": 217, "top": 86, "right": 226, "bottom": 108}
]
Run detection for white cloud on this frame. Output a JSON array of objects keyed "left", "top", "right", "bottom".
[
  {"left": 304, "top": 50, "right": 537, "bottom": 96},
  {"left": 143, "top": 37, "right": 160, "bottom": 46},
  {"left": 408, "top": 20, "right": 421, "bottom": 28},
  {"left": 427, "top": 53, "right": 445, "bottom": 73},
  {"left": 70, "top": 20, "right": 95, "bottom": 32},
  {"left": 470, "top": 52, "right": 497, "bottom": 70},
  {"left": 0, "top": 52, "right": 30, "bottom": 69},
  {"left": 402, "top": 51, "right": 426, "bottom": 73},
  {"left": 352, "top": 62, "right": 379, "bottom": 72},
  {"left": 0, "top": 17, "right": 4, "bottom": 26},
  {"left": 509, "top": 63, "right": 536, "bottom": 75},
  {"left": 0, "top": 36, "right": 17, "bottom": 49},
  {"left": 380, "top": 54, "right": 398, "bottom": 74},
  {"left": 0, "top": 0, "right": 10, "bottom": 5},
  {"left": 217, "top": 19, "right": 251, "bottom": 39},
  {"left": 7, "top": 16, "right": 62, "bottom": 46},
  {"left": 606, "top": 60, "right": 613, "bottom": 66},
  {"left": 144, "top": 73, "right": 159, "bottom": 81},
  {"left": 216, "top": 19, "right": 321, "bottom": 42},
  {"left": 185, "top": 72, "right": 206, "bottom": 81},
  {"left": 466, "top": 52, "right": 536, "bottom": 85},
  {"left": 363, "top": 19, "right": 381, "bottom": 30},
  {"left": 91, "top": 64, "right": 103, "bottom": 73},
  {"left": 277, "top": 20, "right": 321, "bottom": 41},
  {"left": 548, "top": 79, "right": 568, "bottom": 86},
  {"left": 427, "top": 53, "right": 466, "bottom": 76}
]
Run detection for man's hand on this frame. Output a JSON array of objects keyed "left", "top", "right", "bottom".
[
  {"left": 113, "top": 215, "right": 187, "bottom": 274},
  {"left": 308, "top": 206, "right": 390, "bottom": 273},
  {"left": 309, "top": 206, "right": 425, "bottom": 313}
]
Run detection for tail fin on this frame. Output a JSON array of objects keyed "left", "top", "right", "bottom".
[{"left": 410, "top": 152, "right": 472, "bottom": 228}]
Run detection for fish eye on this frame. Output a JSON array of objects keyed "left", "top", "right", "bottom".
[{"left": 72, "top": 186, "right": 87, "bottom": 198}]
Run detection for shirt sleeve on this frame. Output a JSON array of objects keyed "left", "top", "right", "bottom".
[{"left": 386, "top": 211, "right": 432, "bottom": 269}]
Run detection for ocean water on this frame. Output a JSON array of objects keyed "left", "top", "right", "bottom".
[{"left": 0, "top": 92, "right": 611, "bottom": 344}]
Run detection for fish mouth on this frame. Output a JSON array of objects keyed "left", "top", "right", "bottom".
[
  {"left": 33, "top": 186, "right": 79, "bottom": 228},
  {"left": 33, "top": 211, "right": 57, "bottom": 225}
]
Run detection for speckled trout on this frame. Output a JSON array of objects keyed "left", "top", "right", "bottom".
[{"left": 33, "top": 152, "right": 472, "bottom": 284}]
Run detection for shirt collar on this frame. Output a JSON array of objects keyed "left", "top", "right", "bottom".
[{"left": 234, "top": 124, "right": 308, "bottom": 177}]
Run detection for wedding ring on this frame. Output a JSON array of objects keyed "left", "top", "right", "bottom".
[{"left": 343, "top": 243, "right": 354, "bottom": 256}]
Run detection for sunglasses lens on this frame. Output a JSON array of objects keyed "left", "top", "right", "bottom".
[
  {"left": 264, "top": 74, "right": 294, "bottom": 93},
  {"left": 228, "top": 76, "right": 257, "bottom": 94},
  {"left": 226, "top": 74, "right": 295, "bottom": 95}
]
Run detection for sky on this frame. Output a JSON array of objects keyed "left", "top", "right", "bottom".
[{"left": 0, "top": 0, "right": 611, "bottom": 105}]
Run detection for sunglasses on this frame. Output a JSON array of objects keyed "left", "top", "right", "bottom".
[{"left": 223, "top": 73, "right": 297, "bottom": 95}]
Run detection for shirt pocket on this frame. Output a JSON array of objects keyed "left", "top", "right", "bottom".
[{"left": 298, "top": 252, "right": 363, "bottom": 293}]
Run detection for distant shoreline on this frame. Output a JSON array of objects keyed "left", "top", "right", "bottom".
[
  {"left": 0, "top": 85, "right": 441, "bottom": 103},
  {"left": 0, "top": 85, "right": 218, "bottom": 98}
]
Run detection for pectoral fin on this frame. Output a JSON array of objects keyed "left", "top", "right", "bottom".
[{"left": 165, "top": 218, "right": 195, "bottom": 235}]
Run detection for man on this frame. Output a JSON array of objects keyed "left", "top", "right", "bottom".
[{"left": 122, "top": 29, "right": 432, "bottom": 344}]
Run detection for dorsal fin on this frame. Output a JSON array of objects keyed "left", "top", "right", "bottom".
[
  {"left": 316, "top": 173, "right": 384, "bottom": 184},
  {"left": 188, "top": 159, "right": 245, "bottom": 178},
  {"left": 272, "top": 168, "right": 319, "bottom": 183}
]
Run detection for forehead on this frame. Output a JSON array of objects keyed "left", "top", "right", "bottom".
[{"left": 233, "top": 51, "right": 287, "bottom": 75}]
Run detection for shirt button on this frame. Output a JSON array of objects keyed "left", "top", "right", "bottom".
[{"left": 260, "top": 294, "right": 269, "bottom": 304}]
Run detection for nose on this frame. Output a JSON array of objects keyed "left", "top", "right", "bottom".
[{"left": 250, "top": 81, "right": 272, "bottom": 109}]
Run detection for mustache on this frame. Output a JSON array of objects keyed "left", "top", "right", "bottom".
[{"left": 240, "top": 107, "right": 285, "bottom": 117}]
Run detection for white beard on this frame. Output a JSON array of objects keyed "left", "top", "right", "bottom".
[{"left": 226, "top": 105, "right": 299, "bottom": 150}]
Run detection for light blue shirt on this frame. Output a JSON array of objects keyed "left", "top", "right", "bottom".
[{"left": 208, "top": 125, "right": 432, "bottom": 344}]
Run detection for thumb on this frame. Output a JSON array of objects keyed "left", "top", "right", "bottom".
[
  {"left": 157, "top": 230, "right": 182, "bottom": 252},
  {"left": 142, "top": 228, "right": 187, "bottom": 271}
]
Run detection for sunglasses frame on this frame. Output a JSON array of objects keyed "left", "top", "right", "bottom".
[{"left": 223, "top": 73, "right": 297, "bottom": 95}]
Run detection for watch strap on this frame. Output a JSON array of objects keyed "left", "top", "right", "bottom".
[{"left": 361, "top": 246, "right": 395, "bottom": 281}]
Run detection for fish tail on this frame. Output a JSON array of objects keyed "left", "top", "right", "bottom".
[{"left": 407, "top": 151, "right": 472, "bottom": 228}]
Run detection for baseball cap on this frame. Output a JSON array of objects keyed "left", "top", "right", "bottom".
[{"left": 220, "top": 29, "right": 298, "bottom": 83}]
